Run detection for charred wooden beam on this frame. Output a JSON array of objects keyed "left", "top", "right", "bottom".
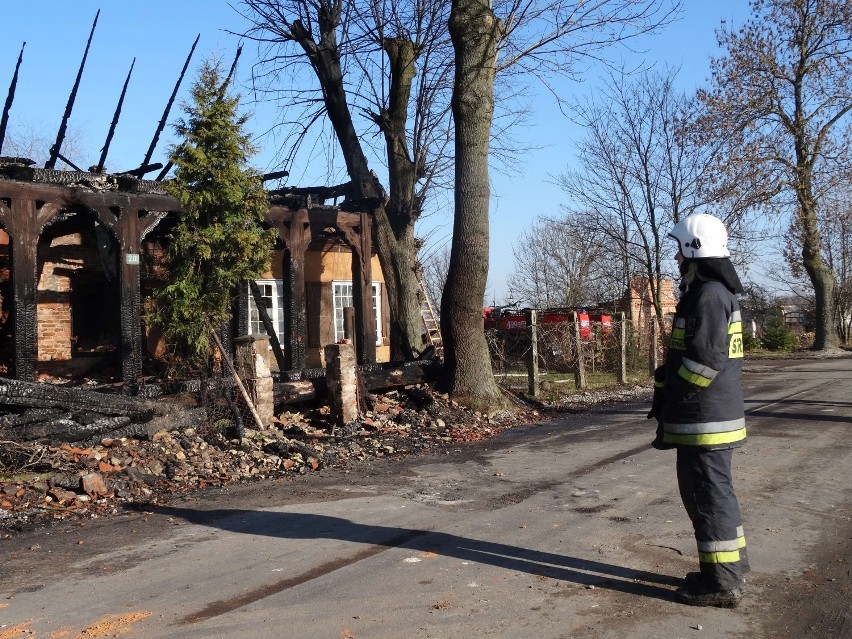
[
  {"left": 274, "top": 361, "right": 441, "bottom": 406},
  {"left": 141, "top": 33, "right": 199, "bottom": 169},
  {"left": 155, "top": 160, "right": 173, "bottom": 181},
  {"left": 0, "top": 415, "right": 130, "bottom": 444},
  {"left": 219, "top": 45, "right": 242, "bottom": 96},
  {"left": 0, "top": 407, "right": 63, "bottom": 428},
  {"left": 45, "top": 10, "right": 99, "bottom": 170},
  {"left": 262, "top": 170, "right": 290, "bottom": 182},
  {"left": 0, "top": 378, "right": 158, "bottom": 419},
  {"left": 0, "top": 41, "right": 25, "bottom": 156},
  {"left": 0, "top": 402, "right": 207, "bottom": 444},
  {"left": 55, "top": 151, "right": 84, "bottom": 172},
  {"left": 269, "top": 182, "right": 354, "bottom": 205},
  {"left": 120, "top": 162, "right": 163, "bottom": 178},
  {"left": 96, "top": 58, "right": 135, "bottom": 173},
  {"left": 77, "top": 407, "right": 207, "bottom": 447},
  {"left": 249, "top": 280, "right": 288, "bottom": 372}
]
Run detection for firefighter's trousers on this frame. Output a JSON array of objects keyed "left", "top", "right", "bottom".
[{"left": 676, "top": 448, "right": 749, "bottom": 590}]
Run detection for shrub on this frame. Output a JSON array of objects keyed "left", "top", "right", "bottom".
[
  {"left": 761, "top": 308, "right": 798, "bottom": 351},
  {"left": 742, "top": 331, "right": 761, "bottom": 352}
]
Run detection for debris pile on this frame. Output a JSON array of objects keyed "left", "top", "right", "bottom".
[
  {"left": 1, "top": 383, "right": 573, "bottom": 533},
  {"left": 1, "top": 379, "right": 652, "bottom": 533},
  {"left": 0, "top": 378, "right": 206, "bottom": 446}
]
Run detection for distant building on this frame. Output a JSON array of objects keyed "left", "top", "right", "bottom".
[{"left": 614, "top": 276, "right": 678, "bottom": 356}]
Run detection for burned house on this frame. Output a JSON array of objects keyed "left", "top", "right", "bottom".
[
  {"left": 254, "top": 194, "right": 390, "bottom": 371},
  {"left": 0, "top": 162, "right": 389, "bottom": 382},
  {"left": 0, "top": 17, "right": 395, "bottom": 384},
  {"left": 0, "top": 163, "right": 180, "bottom": 381}
]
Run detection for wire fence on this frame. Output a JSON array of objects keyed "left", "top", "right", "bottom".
[{"left": 486, "top": 315, "right": 666, "bottom": 393}]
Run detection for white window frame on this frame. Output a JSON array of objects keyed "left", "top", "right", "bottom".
[
  {"left": 332, "top": 280, "right": 382, "bottom": 346},
  {"left": 247, "top": 279, "right": 285, "bottom": 343}
]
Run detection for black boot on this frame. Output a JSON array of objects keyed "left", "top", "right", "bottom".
[
  {"left": 675, "top": 576, "right": 742, "bottom": 608},
  {"left": 684, "top": 571, "right": 746, "bottom": 588}
]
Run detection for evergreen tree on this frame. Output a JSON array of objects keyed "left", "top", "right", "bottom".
[
  {"left": 151, "top": 59, "right": 275, "bottom": 360},
  {"left": 761, "top": 307, "right": 797, "bottom": 352}
]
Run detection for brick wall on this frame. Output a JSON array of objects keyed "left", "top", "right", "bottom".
[
  {"left": 37, "top": 231, "right": 101, "bottom": 362},
  {"left": 623, "top": 276, "right": 677, "bottom": 351}
]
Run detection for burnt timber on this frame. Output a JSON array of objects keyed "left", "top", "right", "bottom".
[
  {"left": 263, "top": 196, "right": 377, "bottom": 369},
  {"left": 0, "top": 163, "right": 380, "bottom": 385},
  {"left": 0, "top": 165, "right": 178, "bottom": 381}
]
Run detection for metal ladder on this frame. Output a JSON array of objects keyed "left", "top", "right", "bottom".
[{"left": 417, "top": 275, "right": 444, "bottom": 359}]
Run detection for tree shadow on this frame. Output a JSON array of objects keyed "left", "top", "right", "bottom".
[{"left": 145, "top": 503, "right": 682, "bottom": 620}]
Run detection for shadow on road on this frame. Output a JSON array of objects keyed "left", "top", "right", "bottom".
[
  {"left": 144, "top": 504, "right": 681, "bottom": 622},
  {"left": 745, "top": 397, "right": 852, "bottom": 424}
]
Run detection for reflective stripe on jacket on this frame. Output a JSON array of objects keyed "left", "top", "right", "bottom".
[{"left": 660, "top": 279, "right": 746, "bottom": 450}]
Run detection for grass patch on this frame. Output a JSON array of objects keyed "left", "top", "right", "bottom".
[{"left": 497, "top": 369, "right": 650, "bottom": 402}]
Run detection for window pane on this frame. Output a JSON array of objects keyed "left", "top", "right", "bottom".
[
  {"left": 248, "top": 280, "right": 284, "bottom": 343},
  {"left": 333, "top": 282, "right": 354, "bottom": 342}
]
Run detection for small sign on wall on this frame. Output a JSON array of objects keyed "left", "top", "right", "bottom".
[{"left": 125, "top": 253, "right": 140, "bottom": 265}]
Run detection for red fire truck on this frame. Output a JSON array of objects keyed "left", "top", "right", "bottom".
[{"left": 483, "top": 307, "right": 612, "bottom": 340}]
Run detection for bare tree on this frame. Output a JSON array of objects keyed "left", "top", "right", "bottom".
[
  {"left": 443, "top": 0, "right": 679, "bottom": 408},
  {"left": 508, "top": 212, "right": 608, "bottom": 308},
  {"left": 2, "top": 122, "right": 88, "bottom": 169},
  {"left": 238, "top": 0, "right": 677, "bottom": 405},
  {"left": 558, "top": 68, "right": 710, "bottom": 323},
  {"left": 442, "top": 0, "right": 505, "bottom": 409},
  {"left": 235, "top": 0, "right": 454, "bottom": 361},
  {"left": 419, "top": 240, "right": 451, "bottom": 315},
  {"left": 784, "top": 184, "right": 852, "bottom": 344},
  {"left": 697, "top": 0, "right": 852, "bottom": 350}
]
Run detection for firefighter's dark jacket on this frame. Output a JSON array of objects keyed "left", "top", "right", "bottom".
[{"left": 659, "top": 274, "right": 745, "bottom": 450}]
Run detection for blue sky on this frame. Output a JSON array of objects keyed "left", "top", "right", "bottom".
[{"left": 1, "top": 1, "right": 754, "bottom": 302}]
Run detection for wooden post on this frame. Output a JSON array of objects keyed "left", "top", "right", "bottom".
[
  {"left": 618, "top": 312, "right": 628, "bottom": 384},
  {"left": 526, "top": 309, "right": 539, "bottom": 398},
  {"left": 264, "top": 207, "right": 311, "bottom": 372},
  {"left": 343, "top": 306, "right": 356, "bottom": 349},
  {"left": 282, "top": 220, "right": 310, "bottom": 371},
  {"left": 573, "top": 312, "right": 586, "bottom": 390},
  {"left": 649, "top": 315, "right": 659, "bottom": 375},
  {"left": 340, "top": 213, "right": 376, "bottom": 365}
]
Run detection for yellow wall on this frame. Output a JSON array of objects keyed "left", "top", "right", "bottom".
[
  {"left": 261, "top": 248, "right": 391, "bottom": 364},
  {"left": 261, "top": 249, "right": 383, "bottom": 283}
]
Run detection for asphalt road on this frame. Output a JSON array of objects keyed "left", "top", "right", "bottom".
[{"left": 2, "top": 356, "right": 851, "bottom": 638}]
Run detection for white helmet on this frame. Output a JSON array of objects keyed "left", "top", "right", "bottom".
[{"left": 668, "top": 214, "right": 730, "bottom": 259}]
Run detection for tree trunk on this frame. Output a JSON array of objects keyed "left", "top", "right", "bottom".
[
  {"left": 372, "top": 217, "right": 423, "bottom": 358},
  {"left": 289, "top": 17, "right": 424, "bottom": 361},
  {"left": 799, "top": 200, "right": 837, "bottom": 350},
  {"left": 442, "top": 0, "right": 506, "bottom": 411},
  {"left": 374, "top": 37, "right": 428, "bottom": 358}
]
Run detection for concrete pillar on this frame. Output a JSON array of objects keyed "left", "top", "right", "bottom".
[
  {"left": 324, "top": 341, "right": 359, "bottom": 427},
  {"left": 234, "top": 335, "right": 274, "bottom": 427}
]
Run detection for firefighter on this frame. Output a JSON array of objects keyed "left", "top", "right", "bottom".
[{"left": 648, "top": 213, "right": 749, "bottom": 608}]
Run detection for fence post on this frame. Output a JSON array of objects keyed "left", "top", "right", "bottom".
[
  {"left": 649, "top": 315, "right": 659, "bottom": 375},
  {"left": 573, "top": 311, "right": 587, "bottom": 390},
  {"left": 618, "top": 312, "right": 628, "bottom": 384},
  {"left": 526, "top": 309, "right": 539, "bottom": 397}
]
